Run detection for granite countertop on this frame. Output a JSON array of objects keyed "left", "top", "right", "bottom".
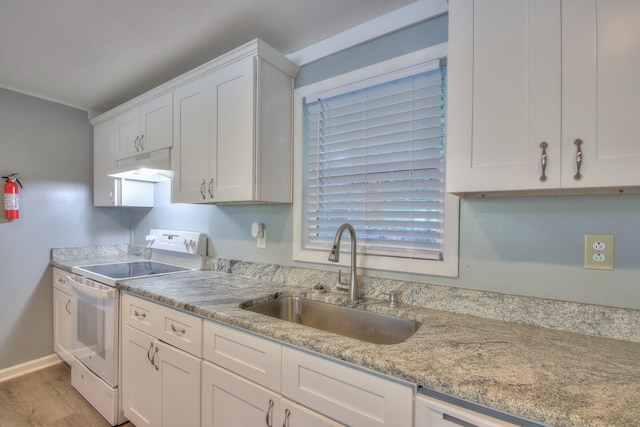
[{"left": 116, "top": 270, "right": 640, "bottom": 427}]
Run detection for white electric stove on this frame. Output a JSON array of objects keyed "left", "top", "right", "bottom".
[{"left": 68, "top": 229, "right": 206, "bottom": 426}]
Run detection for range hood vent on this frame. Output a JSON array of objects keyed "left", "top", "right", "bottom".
[{"left": 108, "top": 148, "right": 172, "bottom": 182}]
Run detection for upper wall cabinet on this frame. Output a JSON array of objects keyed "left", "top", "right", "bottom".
[
  {"left": 447, "top": 0, "right": 640, "bottom": 195},
  {"left": 171, "top": 40, "right": 299, "bottom": 204},
  {"left": 114, "top": 92, "right": 173, "bottom": 160},
  {"left": 93, "top": 119, "right": 154, "bottom": 207}
]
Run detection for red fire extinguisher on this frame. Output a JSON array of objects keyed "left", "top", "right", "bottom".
[{"left": 3, "top": 173, "right": 22, "bottom": 220}]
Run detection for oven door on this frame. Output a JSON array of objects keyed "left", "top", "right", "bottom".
[{"left": 69, "top": 275, "right": 119, "bottom": 387}]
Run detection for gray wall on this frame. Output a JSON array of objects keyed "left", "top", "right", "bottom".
[
  {"left": 0, "top": 88, "right": 130, "bottom": 370},
  {"left": 131, "top": 16, "right": 640, "bottom": 311}
]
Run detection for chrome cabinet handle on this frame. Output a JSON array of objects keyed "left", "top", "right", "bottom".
[
  {"left": 139, "top": 134, "right": 145, "bottom": 151},
  {"left": 208, "top": 178, "right": 214, "bottom": 198},
  {"left": 134, "top": 310, "right": 146, "bottom": 318},
  {"left": 134, "top": 136, "right": 140, "bottom": 152},
  {"left": 573, "top": 139, "right": 583, "bottom": 180},
  {"left": 539, "top": 142, "right": 548, "bottom": 182},
  {"left": 200, "top": 179, "right": 206, "bottom": 199},
  {"left": 265, "top": 399, "right": 274, "bottom": 427},
  {"left": 65, "top": 299, "right": 71, "bottom": 315},
  {"left": 147, "top": 342, "right": 154, "bottom": 363},
  {"left": 171, "top": 324, "right": 186, "bottom": 334},
  {"left": 109, "top": 190, "right": 114, "bottom": 204},
  {"left": 281, "top": 409, "right": 290, "bottom": 427},
  {"left": 151, "top": 346, "right": 159, "bottom": 370}
]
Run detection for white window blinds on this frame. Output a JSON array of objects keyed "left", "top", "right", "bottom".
[{"left": 302, "top": 60, "right": 446, "bottom": 261}]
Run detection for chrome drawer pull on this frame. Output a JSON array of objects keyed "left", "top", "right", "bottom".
[
  {"left": 200, "top": 179, "right": 206, "bottom": 199},
  {"left": 281, "top": 409, "right": 290, "bottom": 427},
  {"left": 134, "top": 310, "right": 146, "bottom": 318},
  {"left": 574, "top": 138, "right": 583, "bottom": 180},
  {"left": 171, "top": 324, "right": 186, "bottom": 334},
  {"left": 539, "top": 142, "right": 548, "bottom": 182},
  {"left": 265, "top": 399, "right": 274, "bottom": 427}
]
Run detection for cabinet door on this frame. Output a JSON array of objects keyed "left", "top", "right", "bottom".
[
  {"left": 157, "top": 340, "right": 201, "bottom": 427},
  {"left": 121, "top": 325, "right": 160, "bottom": 427},
  {"left": 140, "top": 92, "right": 173, "bottom": 154},
  {"left": 115, "top": 108, "right": 141, "bottom": 160},
  {"left": 210, "top": 55, "right": 256, "bottom": 202},
  {"left": 172, "top": 76, "right": 211, "bottom": 203},
  {"left": 562, "top": 0, "right": 640, "bottom": 188},
  {"left": 202, "top": 361, "right": 281, "bottom": 427},
  {"left": 93, "top": 119, "right": 117, "bottom": 206},
  {"left": 53, "top": 288, "right": 73, "bottom": 364},
  {"left": 447, "top": 0, "right": 562, "bottom": 193}
]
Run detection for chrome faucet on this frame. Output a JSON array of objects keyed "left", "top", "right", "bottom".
[{"left": 328, "top": 223, "right": 361, "bottom": 301}]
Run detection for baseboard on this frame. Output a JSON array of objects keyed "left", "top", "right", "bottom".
[{"left": 0, "top": 354, "right": 62, "bottom": 383}]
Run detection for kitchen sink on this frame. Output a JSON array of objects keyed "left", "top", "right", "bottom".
[{"left": 243, "top": 296, "right": 421, "bottom": 345}]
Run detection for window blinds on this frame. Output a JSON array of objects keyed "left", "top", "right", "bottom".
[{"left": 303, "top": 62, "right": 446, "bottom": 260}]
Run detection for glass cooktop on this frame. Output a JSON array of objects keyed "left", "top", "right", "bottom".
[{"left": 78, "top": 261, "right": 190, "bottom": 279}]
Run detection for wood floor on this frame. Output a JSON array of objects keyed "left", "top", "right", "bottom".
[{"left": 0, "top": 363, "right": 134, "bottom": 427}]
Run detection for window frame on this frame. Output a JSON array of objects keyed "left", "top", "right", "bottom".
[{"left": 292, "top": 43, "right": 459, "bottom": 277}]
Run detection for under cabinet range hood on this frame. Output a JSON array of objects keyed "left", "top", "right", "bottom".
[{"left": 108, "top": 148, "right": 172, "bottom": 182}]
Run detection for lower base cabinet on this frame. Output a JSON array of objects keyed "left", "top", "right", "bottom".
[
  {"left": 202, "top": 361, "right": 343, "bottom": 426},
  {"left": 202, "top": 320, "right": 414, "bottom": 427},
  {"left": 122, "top": 324, "right": 201, "bottom": 427}
]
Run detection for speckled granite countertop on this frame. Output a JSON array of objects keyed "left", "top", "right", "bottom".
[
  {"left": 50, "top": 248, "right": 640, "bottom": 427},
  {"left": 116, "top": 270, "right": 640, "bottom": 427}
]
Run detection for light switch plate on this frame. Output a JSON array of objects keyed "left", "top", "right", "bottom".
[{"left": 584, "top": 234, "right": 614, "bottom": 270}]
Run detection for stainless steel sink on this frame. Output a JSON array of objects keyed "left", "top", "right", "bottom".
[{"left": 243, "top": 296, "right": 421, "bottom": 345}]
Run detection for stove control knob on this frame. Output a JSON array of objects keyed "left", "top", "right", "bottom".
[{"left": 184, "top": 238, "right": 196, "bottom": 247}]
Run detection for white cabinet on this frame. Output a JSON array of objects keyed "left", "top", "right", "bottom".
[
  {"left": 52, "top": 268, "right": 73, "bottom": 364},
  {"left": 114, "top": 92, "right": 173, "bottom": 160},
  {"left": 93, "top": 119, "right": 154, "bottom": 207},
  {"left": 172, "top": 40, "right": 299, "bottom": 204},
  {"left": 447, "top": 0, "right": 640, "bottom": 194},
  {"left": 202, "top": 361, "right": 343, "bottom": 427},
  {"left": 93, "top": 119, "right": 118, "bottom": 206},
  {"left": 121, "top": 294, "right": 202, "bottom": 427},
  {"left": 202, "top": 320, "right": 412, "bottom": 427},
  {"left": 282, "top": 346, "right": 414, "bottom": 427}
]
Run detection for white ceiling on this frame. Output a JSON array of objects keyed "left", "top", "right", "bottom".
[{"left": 0, "top": 0, "right": 419, "bottom": 117}]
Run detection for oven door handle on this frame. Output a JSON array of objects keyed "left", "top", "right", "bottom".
[{"left": 68, "top": 276, "right": 117, "bottom": 299}]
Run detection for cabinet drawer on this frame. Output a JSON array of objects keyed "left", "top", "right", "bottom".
[
  {"left": 282, "top": 346, "right": 414, "bottom": 427},
  {"left": 53, "top": 267, "right": 72, "bottom": 294},
  {"left": 122, "top": 293, "right": 203, "bottom": 357},
  {"left": 203, "top": 320, "right": 281, "bottom": 392},
  {"left": 122, "top": 293, "right": 157, "bottom": 336},
  {"left": 157, "top": 305, "right": 203, "bottom": 357}
]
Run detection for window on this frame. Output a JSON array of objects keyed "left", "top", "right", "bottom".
[{"left": 293, "top": 44, "right": 459, "bottom": 277}]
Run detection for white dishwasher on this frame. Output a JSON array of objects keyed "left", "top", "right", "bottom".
[{"left": 415, "top": 389, "right": 546, "bottom": 427}]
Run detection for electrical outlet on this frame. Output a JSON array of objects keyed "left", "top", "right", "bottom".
[
  {"left": 584, "top": 234, "right": 614, "bottom": 270},
  {"left": 257, "top": 229, "right": 267, "bottom": 249}
]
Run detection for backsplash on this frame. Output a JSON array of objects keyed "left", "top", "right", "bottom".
[{"left": 206, "top": 257, "right": 640, "bottom": 343}]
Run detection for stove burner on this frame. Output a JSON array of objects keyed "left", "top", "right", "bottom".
[{"left": 78, "top": 261, "right": 190, "bottom": 279}]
